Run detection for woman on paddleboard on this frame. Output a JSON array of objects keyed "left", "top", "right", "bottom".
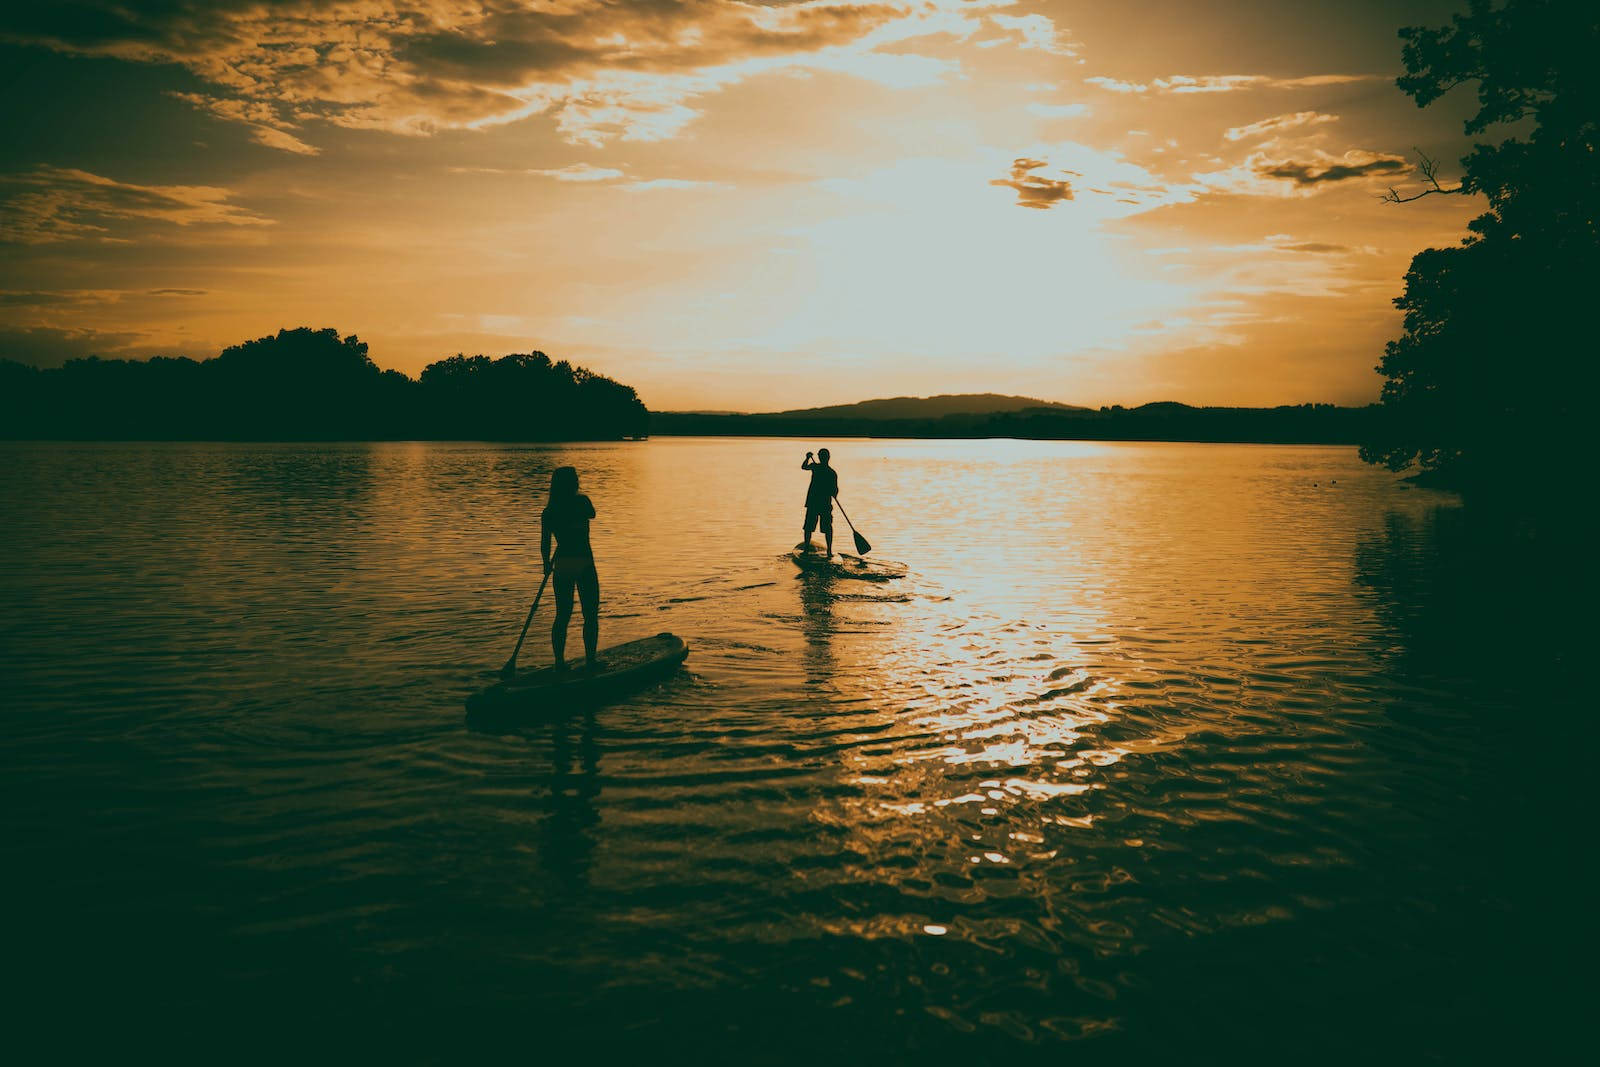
[{"left": 542, "top": 466, "right": 600, "bottom": 670}]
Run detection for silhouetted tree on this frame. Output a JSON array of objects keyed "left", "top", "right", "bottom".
[
  {"left": 1363, "top": 0, "right": 1598, "bottom": 494},
  {"left": 417, "top": 351, "right": 647, "bottom": 439},
  {"left": 0, "top": 329, "right": 649, "bottom": 441},
  {"left": 207, "top": 327, "right": 387, "bottom": 438}
]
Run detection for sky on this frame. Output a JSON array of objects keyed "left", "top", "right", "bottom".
[{"left": 0, "top": 0, "right": 1488, "bottom": 411}]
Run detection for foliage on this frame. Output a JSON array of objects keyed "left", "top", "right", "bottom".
[
  {"left": 1363, "top": 0, "right": 1598, "bottom": 491},
  {"left": 0, "top": 328, "right": 648, "bottom": 441},
  {"left": 419, "top": 351, "right": 648, "bottom": 440}
]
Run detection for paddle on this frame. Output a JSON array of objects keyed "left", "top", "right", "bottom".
[
  {"left": 500, "top": 570, "right": 552, "bottom": 679},
  {"left": 833, "top": 495, "right": 872, "bottom": 555}
]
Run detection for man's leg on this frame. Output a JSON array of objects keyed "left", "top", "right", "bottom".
[{"left": 823, "top": 511, "right": 834, "bottom": 556}]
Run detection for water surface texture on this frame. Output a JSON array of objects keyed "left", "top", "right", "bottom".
[{"left": 1, "top": 440, "right": 1580, "bottom": 1060}]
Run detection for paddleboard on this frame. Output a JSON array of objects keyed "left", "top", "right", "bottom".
[
  {"left": 790, "top": 549, "right": 907, "bottom": 582},
  {"left": 467, "top": 632, "right": 688, "bottom": 717}
]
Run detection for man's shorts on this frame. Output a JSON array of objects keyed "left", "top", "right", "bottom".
[{"left": 804, "top": 503, "right": 833, "bottom": 534}]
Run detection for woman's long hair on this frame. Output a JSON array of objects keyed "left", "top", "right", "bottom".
[{"left": 548, "top": 466, "right": 580, "bottom": 503}]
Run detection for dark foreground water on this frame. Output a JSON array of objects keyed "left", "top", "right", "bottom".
[{"left": 1, "top": 439, "right": 1586, "bottom": 1062}]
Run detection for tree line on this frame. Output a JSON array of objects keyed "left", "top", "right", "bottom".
[{"left": 0, "top": 327, "right": 649, "bottom": 441}]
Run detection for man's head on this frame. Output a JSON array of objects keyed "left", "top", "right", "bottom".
[{"left": 817, "top": 447, "right": 830, "bottom": 463}]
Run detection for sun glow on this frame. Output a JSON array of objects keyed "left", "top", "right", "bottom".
[{"left": 1, "top": 0, "right": 1484, "bottom": 410}]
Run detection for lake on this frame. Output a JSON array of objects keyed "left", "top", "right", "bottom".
[{"left": 0, "top": 438, "right": 1581, "bottom": 1061}]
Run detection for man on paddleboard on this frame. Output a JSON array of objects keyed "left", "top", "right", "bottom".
[{"left": 799, "top": 448, "right": 839, "bottom": 555}]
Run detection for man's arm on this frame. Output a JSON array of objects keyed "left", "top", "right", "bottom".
[{"left": 801, "top": 452, "right": 815, "bottom": 470}]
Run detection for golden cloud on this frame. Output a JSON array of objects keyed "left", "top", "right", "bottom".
[
  {"left": 1087, "top": 73, "right": 1376, "bottom": 94},
  {"left": 2, "top": 0, "right": 1065, "bottom": 150},
  {"left": 0, "top": 166, "right": 272, "bottom": 244},
  {"left": 1223, "top": 111, "right": 1339, "bottom": 142},
  {"left": 989, "top": 157, "right": 1074, "bottom": 209},
  {"left": 1192, "top": 149, "right": 1411, "bottom": 197}
]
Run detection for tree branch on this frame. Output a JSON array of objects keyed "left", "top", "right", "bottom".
[{"left": 1380, "top": 149, "right": 1465, "bottom": 204}]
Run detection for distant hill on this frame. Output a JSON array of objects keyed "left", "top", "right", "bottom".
[
  {"left": 760, "top": 393, "right": 1086, "bottom": 420},
  {"left": 650, "top": 398, "right": 1379, "bottom": 446}
]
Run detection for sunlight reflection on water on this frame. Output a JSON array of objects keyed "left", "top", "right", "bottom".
[{"left": 1, "top": 438, "right": 1572, "bottom": 1059}]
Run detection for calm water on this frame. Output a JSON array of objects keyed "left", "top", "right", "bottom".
[{"left": 0, "top": 439, "right": 1583, "bottom": 1061}]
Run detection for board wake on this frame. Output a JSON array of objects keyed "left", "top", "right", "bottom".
[{"left": 790, "top": 549, "right": 907, "bottom": 582}]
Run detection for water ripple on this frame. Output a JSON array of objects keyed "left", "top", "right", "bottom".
[{"left": 1, "top": 439, "right": 1575, "bottom": 1059}]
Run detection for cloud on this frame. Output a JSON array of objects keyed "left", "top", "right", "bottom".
[
  {"left": 0, "top": 166, "right": 272, "bottom": 244},
  {"left": 0, "top": 325, "right": 146, "bottom": 367},
  {"left": 1269, "top": 75, "right": 1379, "bottom": 89},
  {"left": 989, "top": 157, "right": 1074, "bottom": 210},
  {"left": 0, "top": 286, "right": 206, "bottom": 308},
  {"left": 1085, "top": 77, "right": 1148, "bottom": 93},
  {"left": 1193, "top": 149, "right": 1410, "bottom": 196},
  {"left": 1224, "top": 111, "right": 1339, "bottom": 141},
  {"left": 248, "top": 126, "right": 322, "bottom": 155},
  {"left": 1087, "top": 73, "right": 1376, "bottom": 94},
  {"left": 170, "top": 92, "right": 320, "bottom": 154},
  {"left": 454, "top": 164, "right": 717, "bottom": 190},
  {"left": 624, "top": 178, "right": 725, "bottom": 192},
  {"left": 1273, "top": 241, "right": 1356, "bottom": 254},
  {"left": 0, "top": 289, "right": 121, "bottom": 307},
  {"left": 987, "top": 13, "right": 1076, "bottom": 56},
  {"left": 530, "top": 163, "right": 627, "bottom": 182},
  {"left": 0, "top": 0, "right": 1067, "bottom": 150},
  {"left": 1256, "top": 150, "right": 1409, "bottom": 185},
  {"left": 1026, "top": 102, "right": 1090, "bottom": 119},
  {"left": 1205, "top": 235, "right": 1382, "bottom": 256},
  {"left": 988, "top": 142, "right": 1198, "bottom": 219}
]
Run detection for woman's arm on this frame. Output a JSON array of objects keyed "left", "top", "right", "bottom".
[{"left": 541, "top": 519, "right": 553, "bottom": 573}]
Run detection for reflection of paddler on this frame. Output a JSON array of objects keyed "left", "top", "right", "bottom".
[
  {"left": 541, "top": 466, "right": 600, "bottom": 671},
  {"left": 798, "top": 448, "right": 839, "bottom": 556}
]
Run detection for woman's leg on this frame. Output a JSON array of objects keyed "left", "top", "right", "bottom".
[
  {"left": 551, "top": 567, "right": 577, "bottom": 665},
  {"left": 577, "top": 565, "right": 601, "bottom": 665}
]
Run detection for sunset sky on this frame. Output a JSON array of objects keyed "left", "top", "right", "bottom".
[{"left": 0, "top": 0, "right": 1487, "bottom": 411}]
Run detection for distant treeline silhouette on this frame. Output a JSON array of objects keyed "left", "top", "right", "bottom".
[
  {"left": 653, "top": 403, "right": 1380, "bottom": 445},
  {"left": 0, "top": 327, "right": 648, "bottom": 440}
]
